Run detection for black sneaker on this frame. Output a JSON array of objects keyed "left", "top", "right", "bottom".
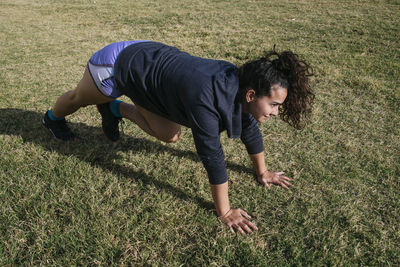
[
  {"left": 42, "top": 111, "right": 78, "bottom": 141},
  {"left": 97, "top": 103, "right": 121, "bottom": 142}
]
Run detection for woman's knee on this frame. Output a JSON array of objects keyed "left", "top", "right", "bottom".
[{"left": 159, "top": 128, "right": 181, "bottom": 143}]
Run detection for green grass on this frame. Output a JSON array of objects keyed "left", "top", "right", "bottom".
[{"left": 1, "top": 0, "right": 399, "bottom": 265}]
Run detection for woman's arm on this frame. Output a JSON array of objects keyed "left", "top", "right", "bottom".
[
  {"left": 188, "top": 107, "right": 258, "bottom": 234},
  {"left": 249, "top": 151, "right": 294, "bottom": 189},
  {"left": 210, "top": 182, "right": 258, "bottom": 234}
]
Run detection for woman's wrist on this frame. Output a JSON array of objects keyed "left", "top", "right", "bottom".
[
  {"left": 216, "top": 205, "right": 231, "bottom": 217},
  {"left": 218, "top": 208, "right": 232, "bottom": 218},
  {"left": 249, "top": 152, "right": 267, "bottom": 177},
  {"left": 256, "top": 169, "right": 267, "bottom": 177}
]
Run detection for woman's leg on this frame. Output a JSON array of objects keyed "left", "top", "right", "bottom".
[
  {"left": 120, "top": 102, "right": 181, "bottom": 143},
  {"left": 52, "top": 67, "right": 114, "bottom": 118},
  {"left": 50, "top": 65, "right": 180, "bottom": 143},
  {"left": 43, "top": 66, "right": 117, "bottom": 141}
]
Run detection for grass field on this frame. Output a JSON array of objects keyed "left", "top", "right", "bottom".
[{"left": 0, "top": 0, "right": 399, "bottom": 265}]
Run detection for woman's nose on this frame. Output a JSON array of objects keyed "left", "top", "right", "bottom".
[{"left": 271, "top": 108, "right": 279, "bottom": 116}]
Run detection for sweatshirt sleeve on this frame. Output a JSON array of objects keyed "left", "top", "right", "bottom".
[
  {"left": 188, "top": 105, "right": 228, "bottom": 185},
  {"left": 240, "top": 113, "right": 264, "bottom": 155}
]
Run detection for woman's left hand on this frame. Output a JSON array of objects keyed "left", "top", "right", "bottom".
[{"left": 257, "top": 171, "right": 293, "bottom": 189}]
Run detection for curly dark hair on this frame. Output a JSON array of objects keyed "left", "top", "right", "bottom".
[{"left": 238, "top": 48, "right": 314, "bottom": 129}]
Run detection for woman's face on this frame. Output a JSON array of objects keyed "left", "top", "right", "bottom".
[{"left": 244, "top": 84, "right": 288, "bottom": 123}]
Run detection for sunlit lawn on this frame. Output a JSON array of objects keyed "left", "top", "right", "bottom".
[{"left": 0, "top": 0, "right": 399, "bottom": 265}]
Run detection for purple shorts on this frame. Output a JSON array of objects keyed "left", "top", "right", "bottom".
[{"left": 87, "top": 40, "right": 148, "bottom": 98}]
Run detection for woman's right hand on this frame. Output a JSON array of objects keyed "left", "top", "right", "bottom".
[{"left": 218, "top": 208, "right": 258, "bottom": 235}]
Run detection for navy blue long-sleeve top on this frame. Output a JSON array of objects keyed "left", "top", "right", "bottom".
[{"left": 114, "top": 41, "right": 264, "bottom": 184}]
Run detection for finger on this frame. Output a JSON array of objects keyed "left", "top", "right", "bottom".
[
  {"left": 244, "top": 220, "right": 258, "bottom": 231},
  {"left": 280, "top": 177, "right": 293, "bottom": 184},
  {"left": 281, "top": 176, "right": 294, "bottom": 181},
  {"left": 225, "top": 222, "right": 235, "bottom": 233},
  {"left": 279, "top": 182, "right": 290, "bottom": 189},
  {"left": 239, "top": 223, "right": 253, "bottom": 234},
  {"left": 233, "top": 225, "right": 247, "bottom": 235},
  {"left": 276, "top": 171, "right": 285, "bottom": 175},
  {"left": 282, "top": 180, "right": 293, "bottom": 187},
  {"left": 240, "top": 210, "right": 252, "bottom": 220},
  {"left": 264, "top": 181, "right": 271, "bottom": 189},
  {"left": 258, "top": 178, "right": 269, "bottom": 186},
  {"left": 239, "top": 229, "right": 247, "bottom": 235}
]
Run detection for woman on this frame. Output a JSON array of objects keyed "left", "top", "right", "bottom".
[{"left": 43, "top": 40, "right": 314, "bottom": 235}]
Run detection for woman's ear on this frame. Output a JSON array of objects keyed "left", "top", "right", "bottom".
[{"left": 245, "top": 89, "right": 256, "bottom": 103}]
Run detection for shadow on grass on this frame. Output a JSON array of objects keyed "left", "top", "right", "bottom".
[{"left": 0, "top": 108, "right": 253, "bottom": 213}]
